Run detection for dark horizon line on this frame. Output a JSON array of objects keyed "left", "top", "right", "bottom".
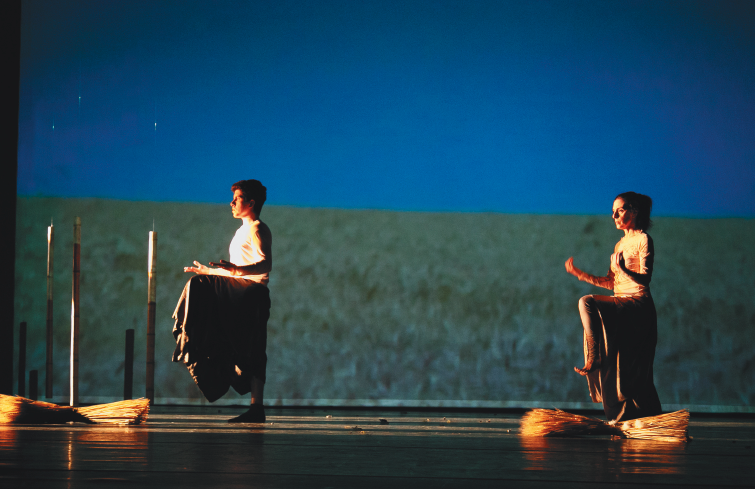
[{"left": 15, "top": 193, "right": 754, "bottom": 219}]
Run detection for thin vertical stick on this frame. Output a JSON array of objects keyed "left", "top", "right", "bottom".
[
  {"left": 146, "top": 231, "right": 157, "bottom": 403},
  {"left": 29, "top": 370, "right": 38, "bottom": 400},
  {"left": 70, "top": 217, "right": 81, "bottom": 407},
  {"left": 124, "top": 329, "right": 134, "bottom": 400},
  {"left": 1, "top": 321, "right": 12, "bottom": 395},
  {"left": 46, "top": 223, "right": 54, "bottom": 398},
  {"left": 18, "top": 321, "right": 26, "bottom": 396}
]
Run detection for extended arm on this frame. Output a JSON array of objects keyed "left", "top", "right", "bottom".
[
  {"left": 209, "top": 220, "right": 272, "bottom": 277},
  {"left": 185, "top": 220, "right": 272, "bottom": 278},
  {"left": 209, "top": 258, "right": 271, "bottom": 277},
  {"left": 184, "top": 261, "right": 233, "bottom": 276},
  {"left": 565, "top": 257, "right": 615, "bottom": 290},
  {"left": 185, "top": 256, "right": 271, "bottom": 277}
]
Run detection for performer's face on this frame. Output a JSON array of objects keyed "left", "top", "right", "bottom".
[
  {"left": 612, "top": 198, "right": 636, "bottom": 230},
  {"left": 230, "top": 189, "right": 254, "bottom": 219}
]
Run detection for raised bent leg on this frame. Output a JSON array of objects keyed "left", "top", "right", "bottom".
[{"left": 575, "top": 295, "right": 603, "bottom": 376}]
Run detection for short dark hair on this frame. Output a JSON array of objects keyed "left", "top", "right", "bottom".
[
  {"left": 615, "top": 191, "right": 653, "bottom": 231},
  {"left": 232, "top": 179, "right": 267, "bottom": 214}
]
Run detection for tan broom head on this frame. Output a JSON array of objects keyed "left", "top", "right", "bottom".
[
  {"left": 78, "top": 398, "right": 150, "bottom": 425},
  {"left": 0, "top": 394, "right": 91, "bottom": 424},
  {"left": 520, "top": 408, "right": 689, "bottom": 442},
  {"left": 1, "top": 394, "right": 150, "bottom": 425}
]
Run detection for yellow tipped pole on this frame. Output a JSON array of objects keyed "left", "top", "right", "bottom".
[
  {"left": 70, "top": 217, "right": 80, "bottom": 407},
  {"left": 146, "top": 230, "right": 157, "bottom": 403},
  {"left": 46, "top": 223, "right": 54, "bottom": 398}
]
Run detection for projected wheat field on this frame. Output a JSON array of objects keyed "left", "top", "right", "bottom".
[{"left": 13, "top": 197, "right": 755, "bottom": 410}]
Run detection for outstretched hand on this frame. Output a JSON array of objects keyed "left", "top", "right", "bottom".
[
  {"left": 184, "top": 261, "right": 211, "bottom": 274},
  {"left": 564, "top": 257, "right": 580, "bottom": 278},
  {"left": 209, "top": 259, "right": 239, "bottom": 276}
]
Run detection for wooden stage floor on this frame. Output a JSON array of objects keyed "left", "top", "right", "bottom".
[{"left": 1, "top": 406, "right": 753, "bottom": 488}]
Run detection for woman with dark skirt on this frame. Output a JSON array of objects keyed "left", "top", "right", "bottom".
[
  {"left": 172, "top": 179, "right": 272, "bottom": 423},
  {"left": 564, "top": 192, "right": 662, "bottom": 422}
]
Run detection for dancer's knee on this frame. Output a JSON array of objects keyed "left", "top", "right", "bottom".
[
  {"left": 578, "top": 295, "right": 595, "bottom": 315},
  {"left": 187, "top": 275, "right": 214, "bottom": 297},
  {"left": 188, "top": 274, "right": 210, "bottom": 288}
]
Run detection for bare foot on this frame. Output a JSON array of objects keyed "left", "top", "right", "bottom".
[
  {"left": 574, "top": 360, "right": 600, "bottom": 376},
  {"left": 228, "top": 404, "right": 265, "bottom": 423}
]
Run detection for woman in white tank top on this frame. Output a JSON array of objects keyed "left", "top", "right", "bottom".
[{"left": 564, "top": 192, "right": 661, "bottom": 422}]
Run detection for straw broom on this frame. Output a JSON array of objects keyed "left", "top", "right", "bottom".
[
  {"left": 78, "top": 398, "right": 150, "bottom": 425},
  {"left": 0, "top": 395, "right": 92, "bottom": 424},
  {"left": 0, "top": 394, "right": 149, "bottom": 425},
  {"left": 520, "top": 408, "right": 689, "bottom": 442},
  {"left": 613, "top": 410, "right": 690, "bottom": 442}
]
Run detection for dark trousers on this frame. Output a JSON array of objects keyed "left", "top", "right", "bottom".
[{"left": 172, "top": 275, "right": 270, "bottom": 402}]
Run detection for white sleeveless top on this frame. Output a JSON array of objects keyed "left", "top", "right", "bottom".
[
  {"left": 611, "top": 232, "right": 653, "bottom": 297},
  {"left": 229, "top": 220, "right": 271, "bottom": 285}
]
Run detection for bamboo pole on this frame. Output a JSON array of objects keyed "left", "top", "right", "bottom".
[
  {"left": 46, "top": 223, "right": 54, "bottom": 398},
  {"left": 70, "top": 217, "right": 80, "bottom": 407},
  {"left": 146, "top": 231, "right": 157, "bottom": 403},
  {"left": 1, "top": 322, "right": 12, "bottom": 395},
  {"left": 124, "top": 329, "right": 134, "bottom": 400},
  {"left": 18, "top": 322, "right": 26, "bottom": 397},
  {"left": 29, "top": 370, "right": 38, "bottom": 401}
]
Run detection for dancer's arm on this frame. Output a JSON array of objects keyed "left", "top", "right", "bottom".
[
  {"left": 210, "top": 258, "right": 271, "bottom": 277},
  {"left": 613, "top": 235, "right": 653, "bottom": 287},
  {"left": 184, "top": 257, "right": 270, "bottom": 277},
  {"left": 565, "top": 257, "right": 614, "bottom": 290},
  {"left": 210, "top": 220, "right": 272, "bottom": 277},
  {"left": 184, "top": 261, "right": 233, "bottom": 276}
]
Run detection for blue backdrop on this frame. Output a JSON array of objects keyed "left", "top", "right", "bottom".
[{"left": 18, "top": 0, "right": 755, "bottom": 216}]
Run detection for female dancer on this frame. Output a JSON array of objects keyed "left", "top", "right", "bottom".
[
  {"left": 172, "top": 179, "right": 272, "bottom": 423},
  {"left": 564, "top": 192, "right": 661, "bottom": 422}
]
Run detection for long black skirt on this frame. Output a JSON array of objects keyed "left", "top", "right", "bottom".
[
  {"left": 583, "top": 294, "right": 661, "bottom": 421},
  {"left": 172, "top": 275, "right": 270, "bottom": 402}
]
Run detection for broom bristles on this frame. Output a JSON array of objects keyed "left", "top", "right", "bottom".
[
  {"left": 78, "top": 398, "right": 150, "bottom": 425},
  {"left": 0, "top": 394, "right": 150, "bottom": 425},
  {"left": 520, "top": 409, "right": 622, "bottom": 437},
  {"left": 614, "top": 409, "right": 689, "bottom": 442},
  {"left": 0, "top": 394, "right": 91, "bottom": 424},
  {"left": 521, "top": 408, "right": 689, "bottom": 442}
]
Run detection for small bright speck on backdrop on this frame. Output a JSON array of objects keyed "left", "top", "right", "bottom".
[{"left": 15, "top": 0, "right": 755, "bottom": 409}]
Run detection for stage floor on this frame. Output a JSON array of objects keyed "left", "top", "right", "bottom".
[{"left": 1, "top": 406, "right": 753, "bottom": 488}]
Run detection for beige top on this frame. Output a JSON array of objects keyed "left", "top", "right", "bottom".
[
  {"left": 229, "top": 220, "right": 272, "bottom": 285},
  {"left": 581, "top": 232, "right": 653, "bottom": 297}
]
